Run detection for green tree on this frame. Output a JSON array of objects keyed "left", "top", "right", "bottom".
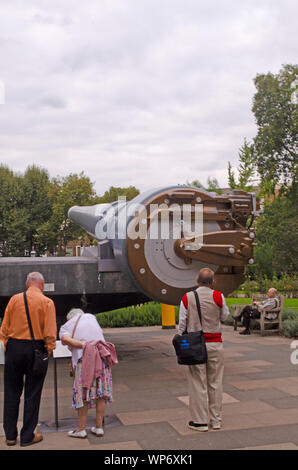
[
  {"left": 0, "top": 165, "right": 14, "bottom": 254},
  {"left": 21, "top": 165, "right": 52, "bottom": 254},
  {"left": 248, "top": 196, "right": 298, "bottom": 277},
  {"left": 98, "top": 185, "right": 139, "bottom": 203},
  {"left": 252, "top": 64, "right": 298, "bottom": 194},
  {"left": 227, "top": 162, "right": 237, "bottom": 190},
  {"left": 187, "top": 179, "right": 205, "bottom": 189},
  {"left": 206, "top": 177, "right": 223, "bottom": 194},
  {"left": 2, "top": 207, "right": 30, "bottom": 256},
  {"left": 228, "top": 138, "right": 258, "bottom": 191},
  {"left": 0, "top": 166, "right": 30, "bottom": 256},
  {"left": 187, "top": 178, "right": 222, "bottom": 194},
  {"left": 35, "top": 172, "right": 100, "bottom": 255}
]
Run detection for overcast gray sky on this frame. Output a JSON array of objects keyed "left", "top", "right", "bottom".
[{"left": 0, "top": 0, "right": 297, "bottom": 195}]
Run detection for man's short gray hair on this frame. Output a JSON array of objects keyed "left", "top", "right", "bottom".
[
  {"left": 197, "top": 268, "right": 215, "bottom": 286},
  {"left": 26, "top": 272, "right": 44, "bottom": 284},
  {"left": 67, "top": 308, "right": 84, "bottom": 321}
]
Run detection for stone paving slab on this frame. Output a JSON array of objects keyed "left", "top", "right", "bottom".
[
  {"left": 1, "top": 324, "right": 298, "bottom": 451},
  {"left": 235, "top": 442, "right": 298, "bottom": 450}
]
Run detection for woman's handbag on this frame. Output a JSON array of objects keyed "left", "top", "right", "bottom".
[
  {"left": 23, "top": 292, "right": 49, "bottom": 376},
  {"left": 172, "top": 290, "right": 208, "bottom": 366}
]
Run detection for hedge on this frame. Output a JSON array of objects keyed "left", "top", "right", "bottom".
[
  {"left": 236, "top": 275, "right": 298, "bottom": 296},
  {"left": 96, "top": 302, "right": 179, "bottom": 328}
]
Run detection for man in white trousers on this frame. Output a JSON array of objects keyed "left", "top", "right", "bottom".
[{"left": 178, "top": 268, "right": 230, "bottom": 431}]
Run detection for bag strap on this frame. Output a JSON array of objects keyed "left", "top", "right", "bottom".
[
  {"left": 193, "top": 290, "right": 204, "bottom": 332},
  {"left": 71, "top": 313, "right": 83, "bottom": 338},
  {"left": 23, "top": 292, "right": 35, "bottom": 341}
]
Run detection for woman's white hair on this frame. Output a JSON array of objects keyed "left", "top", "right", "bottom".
[{"left": 67, "top": 308, "right": 84, "bottom": 321}]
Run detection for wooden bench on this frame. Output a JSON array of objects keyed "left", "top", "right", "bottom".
[{"left": 232, "top": 295, "right": 285, "bottom": 336}]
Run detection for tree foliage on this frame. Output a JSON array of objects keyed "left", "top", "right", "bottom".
[
  {"left": 97, "top": 185, "right": 139, "bottom": 203},
  {"left": 187, "top": 177, "right": 223, "bottom": 194},
  {"left": 252, "top": 64, "right": 298, "bottom": 193},
  {"left": 226, "top": 64, "right": 297, "bottom": 279},
  {"left": 248, "top": 196, "right": 298, "bottom": 277},
  {"left": 0, "top": 165, "right": 39, "bottom": 256},
  {"left": 228, "top": 139, "right": 257, "bottom": 192},
  {"left": 35, "top": 172, "right": 100, "bottom": 255},
  {"left": 0, "top": 166, "right": 141, "bottom": 257},
  {"left": 22, "top": 165, "right": 52, "bottom": 253}
]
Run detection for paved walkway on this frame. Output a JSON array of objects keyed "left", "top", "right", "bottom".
[{"left": 1, "top": 325, "right": 298, "bottom": 450}]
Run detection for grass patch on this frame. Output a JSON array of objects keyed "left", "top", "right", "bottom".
[
  {"left": 96, "top": 299, "right": 298, "bottom": 337},
  {"left": 284, "top": 299, "right": 298, "bottom": 308},
  {"left": 226, "top": 298, "right": 298, "bottom": 309},
  {"left": 226, "top": 298, "right": 253, "bottom": 306}
]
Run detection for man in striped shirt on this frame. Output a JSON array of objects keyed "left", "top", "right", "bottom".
[
  {"left": 233, "top": 288, "right": 280, "bottom": 335},
  {"left": 178, "top": 267, "right": 230, "bottom": 432}
]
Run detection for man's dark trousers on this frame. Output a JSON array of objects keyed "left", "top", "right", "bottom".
[
  {"left": 3, "top": 338, "right": 47, "bottom": 444},
  {"left": 240, "top": 306, "right": 260, "bottom": 329}
]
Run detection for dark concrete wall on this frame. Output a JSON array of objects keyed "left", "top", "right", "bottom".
[{"left": 0, "top": 257, "right": 148, "bottom": 328}]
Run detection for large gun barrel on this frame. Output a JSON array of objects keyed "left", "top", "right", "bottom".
[{"left": 69, "top": 185, "right": 259, "bottom": 305}]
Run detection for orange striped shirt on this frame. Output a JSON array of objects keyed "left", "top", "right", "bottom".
[{"left": 0, "top": 286, "right": 57, "bottom": 354}]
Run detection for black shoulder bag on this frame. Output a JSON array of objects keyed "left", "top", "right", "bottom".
[
  {"left": 23, "top": 292, "right": 49, "bottom": 376},
  {"left": 172, "top": 290, "right": 208, "bottom": 365}
]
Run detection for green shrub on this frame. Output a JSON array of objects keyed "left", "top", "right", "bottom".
[
  {"left": 280, "top": 309, "right": 298, "bottom": 337},
  {"left": 235, "top": 275, "right": 298, "bottom": 296},
  {"left": 280, "top": 320, "right": 298, "bottom": 338},
  {"left": 238, "top": 280, "right": 260, "bottom": 295},
  {"left": 224, "top": 312, "right": 235, "bottom": 326},
  {"left": 282, "top": 309, "right": 298, "bottom": 321}
]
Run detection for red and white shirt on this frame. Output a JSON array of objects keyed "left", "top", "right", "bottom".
[{"left": 178, "top": 286, "right": 230, "bottom": 342}]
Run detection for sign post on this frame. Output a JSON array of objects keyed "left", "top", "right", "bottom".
[{"left": 0, "top": 340, "right": 4, "bottom": 365}]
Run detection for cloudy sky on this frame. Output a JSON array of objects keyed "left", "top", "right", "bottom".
[{"left": 0, "top": 0, "right": 297, "bottom": 195}]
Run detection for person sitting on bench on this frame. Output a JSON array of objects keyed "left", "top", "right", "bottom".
[{"left": 233, "top": 288, "right": 280, "bottom": 335}]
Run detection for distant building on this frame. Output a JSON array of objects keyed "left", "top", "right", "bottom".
[{"left": 66, "top": 235, "right": 94, "bottom": 256}]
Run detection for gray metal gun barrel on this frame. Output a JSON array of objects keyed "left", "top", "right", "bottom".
[{"left": 68, "top": 185, "right": 259, "bottom": 304}]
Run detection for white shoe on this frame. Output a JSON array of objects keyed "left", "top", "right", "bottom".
[
  {"left": 68, "top": 429, "right": 87, "bottom": 439},
  {"left": 91, "top": 426, "right": 104, "bottom": 437},
  {"left": 211, "top": 422, "right": 221, "bottom": 430}
]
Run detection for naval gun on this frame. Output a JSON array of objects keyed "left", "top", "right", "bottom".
[
  {"left": 69, "top": 185, "right": 259, "bottom": 305},
  {"left": 0, "top": 185, "right": 259, "bottom": 327}
]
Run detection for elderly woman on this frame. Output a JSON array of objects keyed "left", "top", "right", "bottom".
[{"left": 59, "top": 308, "right": 113, "bottom": 439}]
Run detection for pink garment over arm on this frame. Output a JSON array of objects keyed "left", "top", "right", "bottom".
[{"left": 81, "top": 340, "right": 118, "bottom": 390}]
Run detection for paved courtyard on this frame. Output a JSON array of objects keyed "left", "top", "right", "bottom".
[{"left": 1, "top": 324, "right": 298, "bottom": 450}]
